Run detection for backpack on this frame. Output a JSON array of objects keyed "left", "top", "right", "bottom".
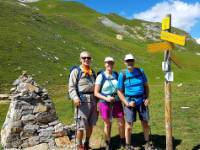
[
  {"left": 68, "top": 66, "right": 96, "bottom": 99},
  {"left": 97, "top": 70, "right": 118, "bottom": 95},
  {"left": 122, "top": 67, "right": 145, "bottom": 93}
]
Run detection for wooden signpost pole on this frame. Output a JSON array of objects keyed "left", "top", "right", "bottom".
[
  {"left": 164, "top": 14, "right": 173, "bottom": 150},
  {"left": 147, "top": 13, "right": 186, "bottom": 150}
]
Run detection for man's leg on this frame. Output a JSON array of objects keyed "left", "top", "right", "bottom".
[
  {"left": 139, "top": 104, "right": 151, "bottom": 150},
  {"left": 117, "top": 117, "right": 125, "bottom": 146},
  {"left": 141, "top": 120, "right": 150, "bottom": 142},
  {"left": 124, "top": 106, "right": 135, "bottom": 149},
  {"left": 85, "top": 125, "right": 93, "bottom": 143},
  {"left": 125, "top": 121, "right": 132, "bottom": 145},
  {"left": 77, "top": 130, "right": 84, "bottom": 146},
  {"left": 140, "top": 104, "right": 150, "bottom": 142},
  {"left": 84, "top": 100, "right": 98, "bottom": 149}
]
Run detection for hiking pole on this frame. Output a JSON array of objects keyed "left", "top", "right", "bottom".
[{"left": 75, "top": 106, "right": 79, "bottom": 150}]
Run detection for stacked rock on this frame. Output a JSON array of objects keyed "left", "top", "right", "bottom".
[{"left": 1, "top": 72, "right": 75, "bottom": 149}]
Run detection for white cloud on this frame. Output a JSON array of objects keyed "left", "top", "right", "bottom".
[
  {"left": 196, "top": 38, "right": 200, "bottom": 44},
  {"left": 133, "top": 0, "right": 200, "bottom": 32}
]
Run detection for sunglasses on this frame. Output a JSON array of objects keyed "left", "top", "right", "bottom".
[
  {"left": 125, "top": 59, "right": 134, "bottom": 63},
  {"left": 81, "top": 57, "right": 91, "bottom": 60}
]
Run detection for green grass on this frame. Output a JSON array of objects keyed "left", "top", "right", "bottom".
[
  {"left": 0, "top": 84, "right": 199, "bottom": 149},
  {"left": 0, "top": 0, "right": 200, "bottom": 149}
]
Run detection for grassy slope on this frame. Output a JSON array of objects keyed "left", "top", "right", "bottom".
[{"left": 0, "top": 0, "right": 200, "bottom": 149}]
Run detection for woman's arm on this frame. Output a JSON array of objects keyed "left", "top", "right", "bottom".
[{"left": 94, "top": 84, "right": 114, "bottom": 102}]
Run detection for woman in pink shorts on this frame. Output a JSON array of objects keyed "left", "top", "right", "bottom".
[{"left": 94, "top": 57, "right": 125, "bottom": 150}]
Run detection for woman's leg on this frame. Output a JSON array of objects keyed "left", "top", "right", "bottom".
[
  {"left": 117, "top": 117, "right": 125, "bottom": 139},
  {"left": 103, "top": 119, "right": 112, "bottom": 142}
]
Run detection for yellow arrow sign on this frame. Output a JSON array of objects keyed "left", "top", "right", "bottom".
[
  {"left": 160, "top": 31, "right": 186, "bottom": 46},
  {"left": 147, "top": 42, "right": 173, "bottom": 53},
  {"left": 162, "top": 17, "right": 170, "bottom": 30},
  {"left": 170, "top": 53, "right": 183, "bottom": 69}
]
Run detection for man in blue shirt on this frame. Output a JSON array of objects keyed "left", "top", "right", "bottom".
[{"left": 117, "top": 54, "right": 150, "bottom": 150}]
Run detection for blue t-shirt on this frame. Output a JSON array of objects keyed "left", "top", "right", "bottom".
[{"left": 117, "top": 68, "right": 147, "bottom": 105}]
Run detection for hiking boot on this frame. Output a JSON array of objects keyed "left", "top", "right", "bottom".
[
  {"left": 105, "top": 141, "right": 112, "bottom": 150},
  {"left": 83, "top": 141, "right": 90, "bottom": 150},
  {"left": 144, "top": 141, "right": 151, "bottom": 150},
  {"left": 120, "top": 138, "right": 126, "bottom": 148},
  {"left": 125, "top": 145, "right": 132, "bottom": 150},
  {"left": 77, "top": 144, "right": 84, "bottom": 150}
]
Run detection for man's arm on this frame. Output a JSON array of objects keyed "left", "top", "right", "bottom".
[
  {"left": 117, "top": 90, "right": 129, "bottom": 107},
  {"left": 144, "top": 83, "right": 149, "bottom": 99},
  {"left": 144, "top": 82, "right": 150, "bottom": 106},
  {"left": 68, "top": 69, "right": 81, "bottom": 106}
]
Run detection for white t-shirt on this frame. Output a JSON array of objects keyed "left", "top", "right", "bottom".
[{"left": 95, "top": 71, "right": 119, "bottom": 101}]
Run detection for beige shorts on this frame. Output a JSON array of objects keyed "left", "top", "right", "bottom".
[{"left": 74, "top": 94, "right": 98, "bottom": 130}]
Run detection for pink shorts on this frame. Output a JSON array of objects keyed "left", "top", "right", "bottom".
[{"left": 98, "top": 101, "right": 124, "bottom": 121}]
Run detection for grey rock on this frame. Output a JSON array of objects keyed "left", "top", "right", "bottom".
[
  {"left": 40, "top": 125, "right": 49, "bottom": 128},
  {"left": 39, "top": 130, "right": 52, "bottom": 137},
  {"left": 12, "top": 79, "right": 21, "bottom": 86},
  {"left": 21, "top": 114, "right": 35, "bottom": 122},
  {"left": 33, "top": 103, "right": 47, "bottom": 113},
  {"left": 48, "top": 120, "right": 59, "bottom": 126},
  {"left": 54, "top": 123, "right": 64, "bottom": 133},
  {"left": 48, "top": 138, "right": 55, "bottom": 147},
  {"left": 21, "top": 139, "right": 29, "bottom": 148},
  {"left": 20, "top": 131, "right": 36, "bottom": 139},
  {"left": 39, "top": 136, "right": 49, "bottom": 143},
  {"left": 1, "top": 73, "right": 65, "bottom": 149},
  {"left": 28, "top": 136, "right": 40, "bottom": 146},
  {"left": 24, "top": 124, "right": 39, "bottom": 133},
  {"left": 11, "top": 121, "right": 22, "bottom": 128},
  {"left": 12, "top": 109, "right": 22, "bottom": 120},
  {"left": 23, "top": 143, "right": 49, "bottom": 150},
  {"left": 0, "top": 94, "right": 9, "bottom": 100},
  {"left": 35, "top": 112, "right": 57, "bottom": 123},
  {"left": 22, "top": 105, "right": 34, "bottom": 110},
  {"left": 21, "top": 109, "right": 33, "bottom": 116}
]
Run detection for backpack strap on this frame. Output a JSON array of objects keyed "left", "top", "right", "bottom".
[
  {"left": 75, "top": 67, "right": 82, "bottom": 97},
  {"left": 91, "top": 69, "right": 96, "bottom": 80},
  {"left": 135, "top": 68, "right": 145, "bottom": 80},
  {"left": 99, "top": 71, "right": 107, "bottom": 92},
  {"left": 113, "top": 71, "right": 119, "bottom": 80}
]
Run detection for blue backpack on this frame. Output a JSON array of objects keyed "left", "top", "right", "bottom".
[{"left": 68, "top": 66, "right": 96, "bottom": 99}]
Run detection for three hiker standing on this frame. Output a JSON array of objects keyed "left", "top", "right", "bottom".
[
  {"left": 117, "top": 54, "right": 150, "bottom": 150},
  {"left": 94, "top": 57, "right": 125, "bottom": 150},
  {"left": 68, "top": 51, "right": 98, "bottom": 150},
  {"left": 69, "top": 52, "right": 151, "bottom": 150}
]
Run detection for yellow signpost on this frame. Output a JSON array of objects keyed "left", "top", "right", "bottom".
[
  {"left": 170, "top": 53, "right": 182, "bottom": 69},
  {"left": 160, "top": 31, "right": 186, "bottom": 46},
  {"left": 147, "top": 14, "right": 187, "bottom": 150},
  {"left": 162, "top": 17, "right": 170, "bottom": 30},
  {"left": 147, "top": 42, "right": 173, "bottom": 53}
]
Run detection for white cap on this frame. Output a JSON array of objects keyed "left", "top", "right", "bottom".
[
  {"left": 104, "top": 57, "right": 114, "bottom": 62},
  {"left": 124, "top": 54, "right": 135, "bottom": 61}
]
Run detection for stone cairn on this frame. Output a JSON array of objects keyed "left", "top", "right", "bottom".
[{"left": 1, "top": 72, "right": 76, "bottom": 150}]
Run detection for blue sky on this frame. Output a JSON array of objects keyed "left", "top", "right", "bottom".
[{"left": 74, "top": 0, "right": 200, "bottom": 40}]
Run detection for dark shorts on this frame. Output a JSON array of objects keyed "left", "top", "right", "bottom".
[{"left": 124, "top": 103, "right": 149, "bottom": 123}]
